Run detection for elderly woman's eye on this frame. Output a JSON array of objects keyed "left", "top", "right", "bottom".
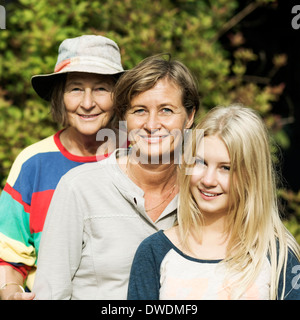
[{"left": 95, "top": 87, "right": 107, "bottom": 91}]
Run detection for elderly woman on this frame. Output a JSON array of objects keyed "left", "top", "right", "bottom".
[
  {"left": 32, "top": 54, "right": 200, "bottom": 299},
  {"left": 0, "top": 35, "right": 124, "bottom": 300}
]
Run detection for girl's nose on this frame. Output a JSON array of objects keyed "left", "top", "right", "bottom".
[{"left": 201, "top": 167, "right": 218, "bottom": 188}]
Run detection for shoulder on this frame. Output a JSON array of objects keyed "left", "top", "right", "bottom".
[
  {"left": 140, "top": 230, "right": 171, "bottom": 247},
  {"left": 17, "top": 134, "right": 58, "bottom": 160},
  {"left": 58, "top": 161, "right": 108, "bottom": 186},
  {"left": 280, "top": 248, "right": 300, "bottom": 300},
  {"left": 6, "top": 134, "right": 58, "bottom": 186},
  {"left": 57, "top": 150, "right": 120, "bottom": 186},
  {"left": 285, "top": 248, "right": 300, "bottom": 282},
  {"left": 135, "top": 230, "right": 174, "bottom": 263},
  {"left": 128, "top": 231, "right": 170, "bottom": 300}
]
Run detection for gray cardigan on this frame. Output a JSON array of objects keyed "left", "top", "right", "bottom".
[{"left": 33, "top": 149, "right": 177, "bottom": 300}]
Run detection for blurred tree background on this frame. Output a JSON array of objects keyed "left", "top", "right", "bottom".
[{"left": 0, "top": 0, "right": 299, "bottom": 243}]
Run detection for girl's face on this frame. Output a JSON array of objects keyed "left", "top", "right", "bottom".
[
  {"left": 125, "top": 78, "right": 195, "bottom": 163},
  {"left": 63, "top": 72, "right": 115, "bottom": 135},
  {"left": 190, "top": 135, "right": 231, "bottom": 218}
]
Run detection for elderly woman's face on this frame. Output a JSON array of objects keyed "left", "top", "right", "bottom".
[
  {"left": 63, "top": 72, "right": 115, "bottom": 135},
  {"left": 125, "top": 78, "right": 195, "bottom": 163}
]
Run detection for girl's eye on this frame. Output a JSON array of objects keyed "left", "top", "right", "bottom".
[
  {"left": 195, "top": 157, "right": 205, "bottom": 166},
  {"left": 221, "top": 165, "right": 231, "bottom": 172}
]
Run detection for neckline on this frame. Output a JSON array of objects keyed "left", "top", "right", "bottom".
[
  {"left": 159, "top": 230, "right": 223, "bottom": 264},
  {"left": 54, "top": 129, "right": 110, "bottom": 163},
  {"left": 111, "top": 149, "right": 178, "bottom": 223}
]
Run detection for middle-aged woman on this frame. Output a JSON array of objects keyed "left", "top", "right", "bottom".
[
  {"left": 32, "top": 54, "right": 200, "bottom": 299},
  {"left": 0, "top": 35, "right": 125, "bottom": 300}
]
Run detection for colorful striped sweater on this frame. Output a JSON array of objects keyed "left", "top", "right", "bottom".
[{"left": 0, "top": 130, "right": 107, "bottom": 290}]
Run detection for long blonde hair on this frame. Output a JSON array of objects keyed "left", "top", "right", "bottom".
[{"left": 178, "top": 104, "right": 300, "bottom": 299}]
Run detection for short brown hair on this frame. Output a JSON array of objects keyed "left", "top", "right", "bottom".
[{"left": 113, "top": 54, "right": 200, "bottom": 122}]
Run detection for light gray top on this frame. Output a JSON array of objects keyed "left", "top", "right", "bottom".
[{"left": 33, "top": 149, "right": 177, "bottom": 300}]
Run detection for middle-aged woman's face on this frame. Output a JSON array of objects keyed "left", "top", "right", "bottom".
[
  {"left": 125, "top": 77, "right": 195, "bottom": 163},
  {"left": 63, "top": 72, "right": 115, "bottom": 136}
]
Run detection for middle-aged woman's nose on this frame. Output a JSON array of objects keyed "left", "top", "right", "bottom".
[{"left": 144, "top": 112, "right": 162, "bottom": 132}]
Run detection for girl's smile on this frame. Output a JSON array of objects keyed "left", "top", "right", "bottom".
[{"left": 190, "top": 135, "right": 231, "bottom": 217}]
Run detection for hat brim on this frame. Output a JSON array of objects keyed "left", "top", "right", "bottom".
[{"left": 31, "top": 66, "right": 124, "bottom": 101}]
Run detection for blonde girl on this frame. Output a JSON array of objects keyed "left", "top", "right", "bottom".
[{"left": 128, "top": 105, "right": 300, "bottom": 300}]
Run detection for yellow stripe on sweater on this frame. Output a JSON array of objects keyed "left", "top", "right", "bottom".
[
  {"left": 0, "top": 232, "right": 36, "bottom": 266},
  {"left": 6, "top": 135, "right": 58, "bottom": 187}
]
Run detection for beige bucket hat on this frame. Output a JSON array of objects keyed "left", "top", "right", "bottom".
[{"left": 31, "top": 35, "right": 124, "bottom": 101}]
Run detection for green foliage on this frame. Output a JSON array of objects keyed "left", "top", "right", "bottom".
[{"left": 0, "top": 0, "right": 299, "bottom": 242}]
